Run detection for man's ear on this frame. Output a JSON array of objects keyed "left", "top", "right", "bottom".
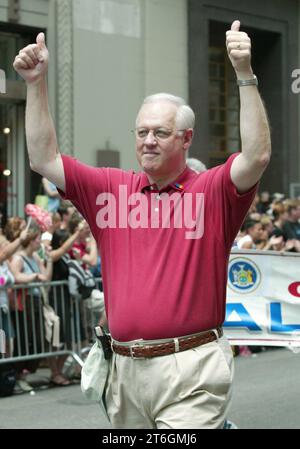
[{"left": 183, "top": 128, "right": 194, "bottom": 151}]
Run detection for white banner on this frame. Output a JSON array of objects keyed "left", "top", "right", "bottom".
[{"left": 224, "top": 250, "right": 300, "bottom": 350}]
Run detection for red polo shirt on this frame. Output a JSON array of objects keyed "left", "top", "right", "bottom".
[{"left": 59, "top": 154, "right": 257, "bottom": 341}]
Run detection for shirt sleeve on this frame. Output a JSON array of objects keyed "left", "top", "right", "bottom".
[
  {"left": 207, "top": 153, "right": 258, "bottom": 249},
  {"left": 57, "top": 155, "right": 109, "bottom": 238}
]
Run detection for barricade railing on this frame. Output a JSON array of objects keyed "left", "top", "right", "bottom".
[
  {"left": 0, "top": 279, "right": 103, "bottom": 367},
  {"left": 81, "top": 277, "right": 104, "bottom": 342}
]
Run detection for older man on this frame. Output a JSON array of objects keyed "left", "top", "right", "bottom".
[{"left": 13, "top": 20, "right": 271, "bottom": 428}]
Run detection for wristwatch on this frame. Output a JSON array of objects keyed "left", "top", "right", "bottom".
[{"left": 237, "top": 74, "right": 258, "bottom": 87}]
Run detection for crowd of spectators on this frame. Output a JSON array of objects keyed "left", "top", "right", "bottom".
[
  {"left": 0, "top": 199, "right": 105, "bottom": 392},
  {"left": 186, "top": 158, "right": 300, "bottom": 358},
  {"left": 231, "top": 191, "right": 300, "bottom": 357},
  {"left": 234, "top": 191, "right": 300, "bottom": 252}
]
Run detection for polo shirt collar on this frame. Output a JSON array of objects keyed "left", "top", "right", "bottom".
[{"left": 140, "top": 166, "right": 197, "bottom": 193}]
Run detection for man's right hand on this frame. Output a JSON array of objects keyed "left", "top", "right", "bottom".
[{"left": 13, "top": 33, "right": 48, "bottom": 84}]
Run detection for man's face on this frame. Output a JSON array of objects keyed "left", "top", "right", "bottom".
[
  {"left": 135, "top": 102, "right": 188, "bottom": 178},
  {"left": 289, "top": 207, "right": 300, "bottom": 222},
  {"left": 249, "top": 223, "right": 264, "bottom": 243}
]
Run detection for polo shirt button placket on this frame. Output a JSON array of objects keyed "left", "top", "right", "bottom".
[{"left": 154, "top": 193, "right": 160, "bottom": 212}]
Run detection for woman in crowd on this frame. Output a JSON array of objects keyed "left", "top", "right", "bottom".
[
  {"left": 8, "top": 222, "right": 53, "bottom": 391},
  {"left": 4, "top": 216, "right": 26, "bottom": 242},
  {"left": 68, "top": 214, "right": 98, "bottom": 269},
  {"left": 41, "top": 212, "right": 62, "bottom": 250},
  {"left": 58, "top": 202, "right": 75, "bottom": 231},
  {"left": 0, "top": 228, "right": 28, "bottom": 357},
  {"left": 47, "top": 225, "right": 84, "bottom": 386}
]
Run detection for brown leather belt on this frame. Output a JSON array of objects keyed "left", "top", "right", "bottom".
[{"left": 111, "top": 327, "right": 223, "bottom": 359}]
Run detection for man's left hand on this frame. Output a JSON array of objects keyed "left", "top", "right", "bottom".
[{"left": 226, "top": 20, "right": 252, "bottom": 76}]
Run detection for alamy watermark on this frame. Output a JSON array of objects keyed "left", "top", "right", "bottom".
[
  {"left": 0, "top": 69, "right": 5, "bottom": 94},
  {"left": 0, "top": 329, "right": 6, "bottom": 355},
  {"left": 291, "top": 69, "right": 300, "bottom": 94},
  {"left": 95, "top": 187, "right": 205, "bottom": 239}
]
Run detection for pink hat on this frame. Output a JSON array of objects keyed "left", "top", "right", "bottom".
[{"left": 24, "top": 204, "right": 52, "bottom": 232}]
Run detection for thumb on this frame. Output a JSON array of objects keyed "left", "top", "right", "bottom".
[
  {"left": 231, "top": 20, "right": 240, "bottom": 32},
  {"left": 36, "top": 32, "right": 46, "bottom": 48}
]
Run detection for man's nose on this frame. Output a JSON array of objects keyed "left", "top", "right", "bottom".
[{"left": 144, "top": 130, "right": 157, "bottom": 145}]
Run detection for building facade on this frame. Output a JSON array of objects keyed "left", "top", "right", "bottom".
[{"left": 0, "top": 0, "right": 299, "bottom": 222}]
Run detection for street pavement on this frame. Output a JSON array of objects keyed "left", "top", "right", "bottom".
[
  {"left": 0, "top": 369, "right": 111, "bottom": 429},
  {"left": 0, "top": 347, "right": 299, "bottom": 429},
  {"left": 228, "top": 346, "right": 300, "bottom": 429}
]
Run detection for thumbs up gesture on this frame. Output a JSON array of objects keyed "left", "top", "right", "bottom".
[
  {"left": 226, "top": 20, "right": 252, "bottom": 75},
  {"left": 13, "top": 33, "right": 49, "bottom": 84}
]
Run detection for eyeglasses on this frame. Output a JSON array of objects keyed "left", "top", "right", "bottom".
[{"left": 132, "top": 127, "right": 186, "bottom": 141}]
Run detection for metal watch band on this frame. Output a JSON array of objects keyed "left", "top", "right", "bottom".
[{"left": 237, "top": 74, "right": 258, "bottom": 86}]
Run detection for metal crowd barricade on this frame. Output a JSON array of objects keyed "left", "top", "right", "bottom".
[{"left": 0, "top": 280, "right": 88, "bottom": 367}]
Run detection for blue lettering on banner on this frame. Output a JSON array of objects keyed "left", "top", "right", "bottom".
[
  {"left": 270, "top": 303, "right": 300, "bottom": 332},
  {"left": 224, "top": 303, "right": 262, "bottom": 331},
  {"left": 224, "top": 302, "right": 300, "bottom": 333}
]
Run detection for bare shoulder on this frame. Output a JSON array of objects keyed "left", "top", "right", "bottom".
[{"left": 10, "top": 254, "right": 24, "bottom": 269}]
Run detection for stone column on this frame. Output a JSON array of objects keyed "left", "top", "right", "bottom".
[{"left": 56, "top": 0, "right": 73, "bottom": 155}]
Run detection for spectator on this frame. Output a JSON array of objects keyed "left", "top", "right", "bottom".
[
  {"left": 256, "top": 191, "right": 271, "bottom": 214},
  {"left": 4, "top": 217, "right": 26, "bottom": 242},
  {"left": 41, "top": 212, "right": 62, "bottom": 247},
  {"left": 42, "top": 177, "right": 60, "bottom": 213},
  {"left": 58, "top": 203, "right": 75, "bottom": 231},
  {"left": 260, "top": 216, "right": 274, "bottom": 237},
  {"left": 282, "top": 201, "right": 300, "bottom": 241},
  {"left": 271, "top": 203, "right": 289, "bottom": 238},
  {"left": 272, "top": 192, "right": 285, "bottom": 203},
  {"left": 284, "top": 239, "right": 300, "bottom": 253},
  {"left": 68, "top": 215, "right": 98, "bottom": 269},
  {"left": 264, "top": 235, "right": 286, "bottom": 252},
  {"left": 255, "top": 216, "right": 274, "bottom": 249},
  {"left": 51, "top": 226, "right": 99, "bottom": 378},
  {"left": 0, "top": 229, "right": 28, "bottom": 357},
  {"left": 9, "top": 222, "right": 53, "bottom": 391},
  {"left": 47, "top": 227, "right": 83, "bottom": 386},
  {"left": 186, "top": 157, "right": 207, "bottom": 174},
  {"left": 237, "top": 220, "right": 264, "bottom": 249}
]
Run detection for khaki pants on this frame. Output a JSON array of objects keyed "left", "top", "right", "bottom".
[{"left": 104, "top": 335, "right": 234, "bottom": 429}]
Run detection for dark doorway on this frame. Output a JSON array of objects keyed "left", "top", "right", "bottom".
[{"left": 189, "top": 17, "right": 284, "bottom": 194}]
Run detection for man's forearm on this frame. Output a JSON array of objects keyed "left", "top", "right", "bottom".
[
  {"left": 26, "top": 78, "right": 58, "bottom": 170},
  {"left": 239, "top": 80, "right": 271, "bottom": 165}
]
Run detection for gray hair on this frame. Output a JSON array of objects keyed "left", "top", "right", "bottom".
[
  {"left": 186, "top": 158, "right": 207, "bottom": 174},
  {"left": 140, "top": 93, "right": 195, "bottom": 130}
]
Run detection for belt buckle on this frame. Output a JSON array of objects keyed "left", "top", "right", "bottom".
[{"left": 129, "top": 341, "right": 145, "bottom": 359}]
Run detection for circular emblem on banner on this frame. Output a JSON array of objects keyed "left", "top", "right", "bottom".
[{"left": 228, "top": 257, "right": 261, "bottom": 293}]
